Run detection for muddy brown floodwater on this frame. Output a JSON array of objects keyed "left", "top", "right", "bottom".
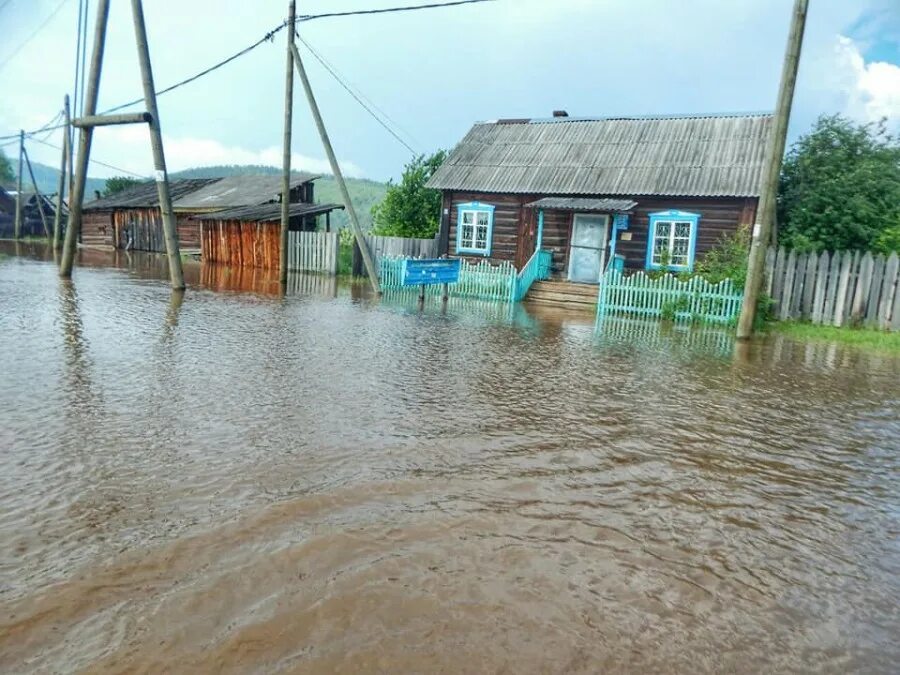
[{"left": 1, "top": 242, "right": 898, "bottom": 674}]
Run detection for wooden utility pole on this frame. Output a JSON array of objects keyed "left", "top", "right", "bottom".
[
  {"left": 131, "top": 0, "right": 185, "bottom": 289},
  {"left": 279, "top": 0, "right": 296, "bottom": 284},
  {"left": 290, "top": 41, "right": 381, "bottom": 293},
  {"left": 53, "top": 95, "right": 70, "bottom": 250},
  {"left": 61, "top": 0, "right": 186, "bottom": 290},
  {"left": 60, "top": 0, "right": 110, "bottom": 277},
  {"left": 23, "top": 147, "right": 51, "bottom": 239},
  {"left": 14, "top": 130, "right": 23, "bottom": 239},
  {"left": 736, "top": 0, "right": 808, "bottom": 339}
]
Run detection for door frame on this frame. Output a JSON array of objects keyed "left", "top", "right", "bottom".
[{"left": 566, "top": 213, "right": 610, "bottom": 283}]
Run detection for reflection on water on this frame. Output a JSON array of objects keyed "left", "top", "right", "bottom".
[{"left": 1, "top": 242, "right": 899, "bottom": 673}]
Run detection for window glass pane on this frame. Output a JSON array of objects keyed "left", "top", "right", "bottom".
[
  {"left": 475, "top": 225, "right": 488, "bottom": 250},
  {"left": 476, "top": 212, "right": 490, "bottom": 227},
  {"left": 671, "top": 220, "right": 691, "bottom": 266},
  {"left": 652, "top": 221, "right": 671, "bottom": 264},
  {"left": 461, "top": 224, "right": 474, "bottom": 246}
]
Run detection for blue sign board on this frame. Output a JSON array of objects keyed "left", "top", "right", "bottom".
[{"left": 401, "top": 258, "right": 461, "bottom": 286}]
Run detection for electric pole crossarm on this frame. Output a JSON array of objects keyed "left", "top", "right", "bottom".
[{"left": 72, "top": 112, "right": 152, "bottom": 128}]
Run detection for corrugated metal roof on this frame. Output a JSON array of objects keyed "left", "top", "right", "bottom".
[
  {"left": 172, "top": 173, "right": 319, "bottom": 210},
  {"left": 427, "top": 113, "right": 773, "bottom": 197},
  {"left": 525, "top": 197, "right": 637, "bottom": 212},
  {"left": 195, "top": 202, "right": 343, "bottom": 222},
  {"left": 83, "top": 179, "right": 218, "bottom": 210}
]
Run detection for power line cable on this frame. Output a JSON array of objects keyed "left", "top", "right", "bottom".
[
  {"left": 296, "top": 34, "right": 418, "bottom": 156},
  {"left": 298, "top": 0, "right": 496, "bottom": 22},
  {"left": 1, "top": 0, "right": 495, "bottom": 138},
  {"left": 28, "top": 136, "right": 146, "bottom": 178},
  {"left": 0, "top": 0, "right": 73, "bottom": 73}
]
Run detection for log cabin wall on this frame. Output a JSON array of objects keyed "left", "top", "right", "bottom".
[
  {"left": 612, "top": 196, "right": 757, "bottom": 270},
  {"left": 441, "top": 190, "right": 757, "bottom": 275}
]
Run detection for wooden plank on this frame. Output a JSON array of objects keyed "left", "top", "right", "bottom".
[
  {"left": 850, "top": 251, "right": 874, "bottom": 325},
  {"left": 779, "top": 249, "right": 797, "bottom": 321},
  {"left": 892, "top": 272, "right": 900, "bottom": 331},
  {"left": 879, "top": 252, "right": 899, "bottom": 330},
  {"left": 832, "top": 251, "right": 853, "bottom": 327},
  {"left": 800, "top": 252, "right": 817, "bottom": 319},
  {"left": 771, "top": 245, "right": 787, "bottom": 313},
  {"left": 790, "top": 252, "right": 807, "bottom": 319},
  {"left": 864, "top": 254, "right": 885, "bottom": 327},
  {"left": 763, "top": 245, "right": 776, "bottom": 296},
  {"left": 810, "top": 251, "right": 829, "bottom": 324}
]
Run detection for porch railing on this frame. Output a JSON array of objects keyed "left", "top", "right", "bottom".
[
  {"left": 512, "top": 248, "right": 552, "bottom": 301},
  {"left": 598, "top": 270, "right": 744, "bottom": 325}
]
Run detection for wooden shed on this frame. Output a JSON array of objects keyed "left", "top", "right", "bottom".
[
  {"left": 427, "top": 112, "right": 771, "bottom": 306},
  {"left": 198, "top": 202, "right": 343, "bottom": 269},
  {"left": 80, "top": 174, "right": 321, "bottom": 252}
]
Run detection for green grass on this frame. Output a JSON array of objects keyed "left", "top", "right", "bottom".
[{"left": 768, "top": 321, "right": 900, "bottom": 354}]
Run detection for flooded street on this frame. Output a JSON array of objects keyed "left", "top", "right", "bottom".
[{"left": 1, "top": 243, "right": 898, "bottom": 673}]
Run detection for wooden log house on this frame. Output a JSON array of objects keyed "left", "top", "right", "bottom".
[{"left": 427, "top": 112, "right": 771, "bottom": 308}]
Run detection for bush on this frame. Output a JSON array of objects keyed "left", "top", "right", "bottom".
[{"left": 694, "top": 225, "right": 751, "bottom": 286}]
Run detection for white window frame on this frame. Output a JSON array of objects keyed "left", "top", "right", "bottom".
[
  {"left": 645, "top": 210, "right": 700, "bottom": 271},
  {"left": 455, "top": 202, "right": 494, "bottom": 256}
]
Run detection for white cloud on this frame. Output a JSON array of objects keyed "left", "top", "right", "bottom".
[
  {"left": 86, "top": 125, "right": 363, "bottom": 179},
  {"left": 831, "top": 35, "right": 900, "bottom": 126}
]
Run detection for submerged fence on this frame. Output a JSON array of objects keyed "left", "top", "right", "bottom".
[
  {"left": 380, "top": 256, "right": 516, "bottom": 302},
  {"left": 288, "top": 231, "right": 338, "bottom": 274},
  {"left": 598, "top": 270, "right": 744, "bottom": 325},
  {"left": 764, "top": 247, "right": 899, "bottom": 330}
]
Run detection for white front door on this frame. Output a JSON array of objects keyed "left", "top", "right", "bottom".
[{"left": 568, "top": 214, "right": 609, "bottom": 283}]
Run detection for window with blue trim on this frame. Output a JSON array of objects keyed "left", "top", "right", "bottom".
[
  {"left": 646, "top": 210, "right": 700, "bottom": 271},
  {"left": 456, "top": 202, "right": 494, "bottom": 255}
]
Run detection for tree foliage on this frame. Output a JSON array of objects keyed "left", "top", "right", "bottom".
[
  {"left": 103, "top": 176, "right": 142, "bottom": 197},
  {"left": 0, "top": 148, "right": 14, "bottom": 187},
  {"left": 371, "top": 150, "right": 446, "bottom": 238},
  {"left": 778, "top": 115, "right": 900, "bottom": 254},
  {"left": 694, "top": 225, "right": 751, "bottom": 287}
]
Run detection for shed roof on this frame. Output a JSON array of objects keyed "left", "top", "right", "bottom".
[
  {"left": 172, "top": 173, "right": 319, "bottom": 210},
  {"left": 194, "top": 202, "right": 343, "bottom": 222},
  {"left": 427, "top": 113, "right": 773, "bottom": 197},
  {"left": 83, "top": 179, "right": 218, "bottom": 210},
  {"left": 525, "top": 197, "right": 637, "bottom": 212}
]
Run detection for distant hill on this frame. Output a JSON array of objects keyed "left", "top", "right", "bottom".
[
  {"left": 17, "top": 162, "right": 106, "bottom": 199},
  {"left": 170, "top": 165, "right": 387, "bottom": 230},
  {"left": 22, "top": 162, "right": 388, "bottom": 230}
]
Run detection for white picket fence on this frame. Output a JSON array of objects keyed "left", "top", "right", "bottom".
[
  {"left": 288, "top": 231, "right": 338, "bottom": 274},
  {"left": 764, "top": 246, "right": 899, "bottom": 330}
]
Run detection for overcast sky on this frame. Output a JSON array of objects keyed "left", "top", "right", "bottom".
[{"left": 1, "top": 0, "right": 897, "bottom": 182}]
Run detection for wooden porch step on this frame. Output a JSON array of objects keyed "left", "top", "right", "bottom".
[{"left": 525, "top": 280, "right": 599, "bottom": 311}]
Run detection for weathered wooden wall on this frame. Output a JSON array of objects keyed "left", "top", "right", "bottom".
[
  {"left": 441, "top": 191, "right": 756, "bottom": 275},
  {"left": 201, "top": 220, "right": 280, "bottom": 270},
  {"left": 82, "top": 211, "right": 115, "bottom": 248},
  {"left": 765, "top": 246, "right": 899, "bottom": 330}
]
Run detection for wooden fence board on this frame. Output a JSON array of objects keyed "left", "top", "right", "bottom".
[
  {"left": 850, "top": 252, "right": 873, "bottom": 325},
  {"left": 811, "top": 251, "right": 829, "bottom": 324},
  {"left": 880, "top": 253, "right": 899, "bottom": 330},
  {"left": 832, "top": 251, "right": 853, "bottom": 327},
  {"left": 801, "top": 252, "right": 817, "bottom": 318},
  {"left": 771, "top": 246, "right": 787, "bottom": 313},
  {"left": 287, "top": 231, "right": 339, "bottom": 274},
  {"left": 764, "top": 246, "right": 776, "bottom": 296},
  {"left": 864, "top": 254, "right": 885, "bottom": 327},
  {"left": 779, "top": 249, "right": 797, "bottom": 320}
]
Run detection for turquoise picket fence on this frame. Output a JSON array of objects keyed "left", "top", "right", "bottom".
[
  {"left": 598, "top": 270, "right": 743, "bottom": 325},
  {"left": 380, "top": 256, "right": 516, "bottom": 302},
  {"left": 512, "top": 249, "right": 552, "bottom": 301}
]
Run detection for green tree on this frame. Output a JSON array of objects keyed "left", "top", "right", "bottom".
[
  {"left": 103, "top": 176, "right": 142, "bottom": 197},
  {"left": 778, "top": 115, "right": 900, "bottom": 253},
  {"left": 0, "top": 148, "right": 14, "bottom": 187},
  {"left": 371, "top": 150, "right": 446, "bottom": 238}
]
